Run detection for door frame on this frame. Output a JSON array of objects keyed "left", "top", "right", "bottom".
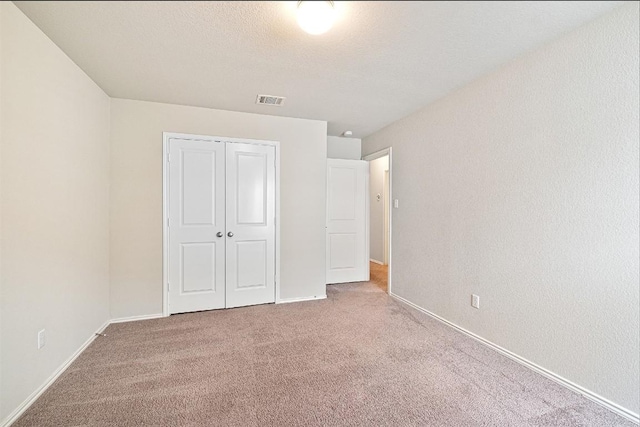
[
  {"left": 162, "top": 132, "right": 281, "bottom": 317},
  {"left": 362, "top": 147, "right": 393, "bottom": 294},
  {"left": 383, "top": 169, "right": 390, "bottom": 265}
]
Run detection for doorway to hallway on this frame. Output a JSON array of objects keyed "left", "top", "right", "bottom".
[
  {"left": 363, "top": 148, "right": 392, "bottom": 294},
  {"left": 369, "top": 261, "right": 388, "bottom": 292}
]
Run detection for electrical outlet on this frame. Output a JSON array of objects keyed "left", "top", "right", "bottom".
[
  {"left": 38, "top": 329, "right": 46, "bottom": 349},
  {"left": 471, "top": 294, "right": 480, "bottom": 309}
]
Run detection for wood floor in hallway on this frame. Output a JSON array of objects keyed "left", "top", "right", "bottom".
[{"left": 370, "top": 261, "right": 388, "bottom": 292}]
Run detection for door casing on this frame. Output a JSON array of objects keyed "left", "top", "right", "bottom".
[{"left": 162, "top": 132, "right": 281, "bottom": 316}]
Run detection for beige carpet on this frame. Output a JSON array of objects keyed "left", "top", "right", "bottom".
[
  {"left": 15, "top": 282, "right": 634, "bottom": 426},
  {"left": 370, "top": 261, "right": 388, "bottom": 292}
]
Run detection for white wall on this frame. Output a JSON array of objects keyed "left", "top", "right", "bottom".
[
  {"left": 110, "top": 99, "right": 327, "bottom": 318},
  {"left": 327, "top": 136, "right": 361, "bottom": 160},
  {"left": 0, "top": 2, "right": 111, "bottom": 423},
  {"left": 363, "top": 3, "right": 639, "bottom": 415},
  {"left": 369, "top": 156, "right": 388, "bottom": 263}
]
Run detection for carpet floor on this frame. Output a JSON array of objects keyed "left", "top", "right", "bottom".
[{"left": 15, "top": 282, "right": 634, "bottom": 426}]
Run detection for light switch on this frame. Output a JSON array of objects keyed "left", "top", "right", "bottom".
[{"left": 394, "top": 199, "right": 399, "bottom": 208}]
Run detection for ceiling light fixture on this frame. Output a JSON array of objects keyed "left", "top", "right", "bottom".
[{"left": 297, "top": 1, "right": 336, "bottom": 35}]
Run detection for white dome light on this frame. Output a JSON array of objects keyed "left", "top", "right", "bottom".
[{"left": 297, "top": 1, "right": 336, "bottom": 35}]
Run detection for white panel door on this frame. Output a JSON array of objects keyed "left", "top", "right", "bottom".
[
  {"left": 225, "top": 142, "right": 276, "bottom": 308},
  {"left": 326, "top": 159, "right": 369, "bottom": 284},
  {"left": 168, "top": 138, "right": 226, "bottom": 314}
]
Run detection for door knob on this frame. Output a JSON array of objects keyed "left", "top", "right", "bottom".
[
  {"left": 216, "top": 232, "right": 223, "bottom": 238},
  {"left": 227, "top": 231, "right": 234, "bottom": 237}
]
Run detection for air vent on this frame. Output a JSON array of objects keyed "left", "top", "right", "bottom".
[{"left": 256, "top": 94, "right": 286, "bottom": 106}]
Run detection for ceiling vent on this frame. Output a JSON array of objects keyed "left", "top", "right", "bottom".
[{"left": 256, "top": 94, "right": 286, "bottom": 106}]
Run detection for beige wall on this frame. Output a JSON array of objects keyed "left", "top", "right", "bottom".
[
  {"left": 327, "top": 136, "right": 361, "bottom": 160},
  {"left": 0, "top": 2, "right": 111, "bottom": 422},
  {"left": 109, "top": 99, "right": 327, "bottom": 319},
  {"left": 363, "top": 3, "right": 639, "bottom": 414}
]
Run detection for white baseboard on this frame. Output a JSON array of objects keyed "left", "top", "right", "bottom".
[
  {"left": 0, "top": 314, "right": 163, "bottom": 427},
  {"left": 277, "top": 294, "right": 327, "bottom": 304},
  {"left": 109, "top": 313, "right": 164, "bottom": 324},
  {"left": 1, "top": 320, "right": 110, "bottom": 427},
  {"left": 389, "top": 292, "right": 640, "bottom": 425},
  {"left": 369, "top": 258, "right": 384, "bottom": 265}
]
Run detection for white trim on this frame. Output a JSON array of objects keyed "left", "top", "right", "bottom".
[
  {"left": 362, "top": 148, "right": 393, "bottom": 295},
  {"left": 274, "top": 143, "right": 282, "bottom": 304},
  {"left": 162, "top": 132, "right": 281, "bottom": 315},
  {"left": 389, "top": 292, "right": 640, "bottom": 425},
  {"left": 370, "top": 258, "right": 384, "bottom": 265},
  {"left": 365, "top": 162, "right": 371, "bottom": 282},
  {"left": 383, "top": 169, "right": 390, "bottom": 265},
  {"left": 0, "top": 320, "right": 110, "bottom": 427},
  {"left": 162, "top": 132, "right": 170, "bottom": 317},
  {"left": 276, "top": 294, "right": 327, "bottom": 304},
  {"left": 110, "top": 313, "right": 164, "bottom": 324}
]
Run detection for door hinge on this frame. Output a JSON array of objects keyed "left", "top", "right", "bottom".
[
  {"left": 167, "top": 218, "right": 170, "bottom": 227},
  {"left": 167, "top": 153, "right": 170, "bottom": 163},
  {"left": 167, "top": 283, "right": 170, "bottom": 292}
]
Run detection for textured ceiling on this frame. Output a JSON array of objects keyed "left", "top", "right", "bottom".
[{"left": 15, "top": 1, "right": 622, "bottom": 137}]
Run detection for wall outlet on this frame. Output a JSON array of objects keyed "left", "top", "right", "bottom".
[
  {"left": 37, "top": 329, "right": 46, "bottom": 349},
  {"left": 471, "top": 294, "right": 480, "bottom": 309}
]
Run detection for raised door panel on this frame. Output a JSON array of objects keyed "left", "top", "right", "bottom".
[
  {"left": 328, "top": 167, "right": 356, "bottom": 221},
  {"left": 236, "top": 241, "right": 267, "bottom": 289},
  {"left": 236, "top": 153, "right": 267, "bottom": 225},
  {"left": 181, "top": 150, "right": 216, "bottom": 226},
  {"left": 329, "top": 233, "right": 356, "bottom": 269},
  {"left": 181, "top": 242, "right": 216, "bottom": 293}
]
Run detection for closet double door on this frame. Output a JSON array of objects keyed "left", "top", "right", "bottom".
[{"left": 168, "top": 137, "right": 276, "bottom": 314}]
